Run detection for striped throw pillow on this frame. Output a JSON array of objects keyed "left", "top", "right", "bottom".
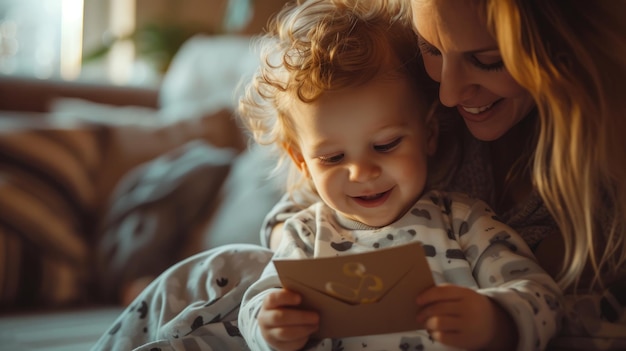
[{"left": 0, "top": 122, "right": 101, "bottom": 309}]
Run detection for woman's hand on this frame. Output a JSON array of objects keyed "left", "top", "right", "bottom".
[
  {"left": 258, "top": 289, "right": 319, "bottom": 351},
  {"left": 416, "top": 284, "right": 517, "bottom": 351}
]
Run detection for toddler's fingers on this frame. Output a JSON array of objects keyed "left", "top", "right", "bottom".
[
  {"left": 264, "top": 289, "right": 302, "bottom": 309},
  {"left": 259, "top": 307, "right": 319, "bottom": 329},
  {"left": 423, "top": 315, "right": 462, "bottom": 334},
  {"left": 266, "top": 324, "right": 319, "bottom": 343},
  {"left": 416, "top": 284, "right": 464, "bottom": 306},
  {"left": 415, "top": 302, "right": 461, "bottom": 324}
]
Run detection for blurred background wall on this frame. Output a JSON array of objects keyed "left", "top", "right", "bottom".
[{"left": 0, "top": 0, "right": 286, "bottom": 86}]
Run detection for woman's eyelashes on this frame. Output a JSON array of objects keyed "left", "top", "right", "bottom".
[
  {"left": 418, "top": 39, "right": 505, "bottom": 72},
  {"left": 418, "top": 40, "right": 441, "bottom": 56},
  {"left": 471, "top": 56, "right": 505, "bottom": 71}
]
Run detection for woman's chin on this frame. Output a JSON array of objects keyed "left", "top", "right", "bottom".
[{"left": 463, "top": 122, "right": 509, "bottom": 142}]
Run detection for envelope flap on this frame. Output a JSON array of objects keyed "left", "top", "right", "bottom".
[{"left": 274, "top": 242, "right": 431, "bottom": 305}]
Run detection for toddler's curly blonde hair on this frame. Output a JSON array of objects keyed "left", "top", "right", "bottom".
[{"left": 238, "top": 0, "right": 437, "bottom": 199}]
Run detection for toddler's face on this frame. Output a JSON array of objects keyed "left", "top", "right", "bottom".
[{"left": 289, "top": 74, "right": 437, "bottom": 227}]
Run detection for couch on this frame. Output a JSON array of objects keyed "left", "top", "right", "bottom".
[{"left": 0, "top": 34, "right": 285, "bottom": 350}]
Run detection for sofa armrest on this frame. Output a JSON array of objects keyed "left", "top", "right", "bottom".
[{"left": 0, "top": 76, "right": 160, "bottom": 113}]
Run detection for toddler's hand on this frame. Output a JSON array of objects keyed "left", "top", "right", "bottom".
[
  {"left": 258, "top": 289, "right": 319, "bottom": 351},
  {"left": 415, "top": 284, "right": 517, "bottom": 351}
]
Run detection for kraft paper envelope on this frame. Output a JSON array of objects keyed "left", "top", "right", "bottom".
[{"left": 273, "top": 242, "right": 434, "bottom": 339}]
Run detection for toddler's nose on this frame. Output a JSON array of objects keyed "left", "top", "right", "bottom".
[{"left": 348, "top": 159, "right": 381, "bottom": 182}]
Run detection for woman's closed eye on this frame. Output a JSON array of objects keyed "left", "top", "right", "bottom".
[
  {"left": 418, "top": 38, "right": 504, "bottom": 72},
  {"left": 471, "top": 56, "right": 504, "bottom": 72},
  {"left": 374, "top": 137, "right": 402, "bottom": 153},
  {"left": 418, "top": 39, "right": 440, "bottom": 56}
]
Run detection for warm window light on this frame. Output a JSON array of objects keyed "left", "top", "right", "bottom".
[
  {"left": 60, "top": 0, "right": 84, "bottom": 80},
  {"left": 109, "top": 0, "right": 136, "bottom": 84}
]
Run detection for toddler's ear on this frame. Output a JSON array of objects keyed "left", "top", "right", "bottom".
[{"left": 284, "top": 144, "right": 310, "bottom": 177}]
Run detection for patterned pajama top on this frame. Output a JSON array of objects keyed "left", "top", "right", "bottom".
[{"left": 240, "top": 190, "right": 563, "bottom": 351}]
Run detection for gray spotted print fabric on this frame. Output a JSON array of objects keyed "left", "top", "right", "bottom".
[{"left": 91, "top": 244, "right": 273, "bottom": 351}]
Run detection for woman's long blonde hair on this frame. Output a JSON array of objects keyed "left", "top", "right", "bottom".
[{"left": 484, "top": 0, "right": 626, "bottom": 289}]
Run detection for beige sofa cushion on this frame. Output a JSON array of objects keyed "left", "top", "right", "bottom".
[{"left": 50, "top": 98, "right": 246, "bottom": 214}]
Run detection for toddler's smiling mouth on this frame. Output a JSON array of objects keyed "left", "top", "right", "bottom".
[
  {"left": 358, "top": 192, "right": 386, "bottom": 200},
  {"left": 352, "top": 189, "right": 392, "bottom": 207}
]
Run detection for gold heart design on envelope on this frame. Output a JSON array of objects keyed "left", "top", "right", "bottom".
[{"left": 325, "top": 262, "right": 384, "bottom": 304}]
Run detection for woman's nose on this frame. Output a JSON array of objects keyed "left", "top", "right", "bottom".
[
  {"left": 438, "top": 60, "right": 478, "bottom": 107},
  {"left": 348, "top": 159, "right": 381, "bottom": 183}
]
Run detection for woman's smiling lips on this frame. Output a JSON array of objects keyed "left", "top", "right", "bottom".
[
  {"left": 457, "top": 99, "right": 502, "bottom": 123},
  {"left": 351, "top": 189, "right": 392, "bottom": 208},
  {"left": 462, "top": 102, "right": 494, "bottom": 114}
]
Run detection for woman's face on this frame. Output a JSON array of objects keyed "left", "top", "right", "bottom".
[{"left": 411, "top": 0, "right": 535, "bottom": 141}]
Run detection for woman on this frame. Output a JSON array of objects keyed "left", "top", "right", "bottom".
[
  {"left": 264, "top": 0, "right": 626, "bottom": 347},
  {"left": 406, "top": 0, "right": 626, "bottom": 349}
]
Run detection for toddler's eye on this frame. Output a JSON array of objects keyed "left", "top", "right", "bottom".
[
  {"left": 374, "top": 137, "right": 402, "bottom": 153},
  {"left": 318, "top": 153, "right": 344, "bottom": 165}
]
